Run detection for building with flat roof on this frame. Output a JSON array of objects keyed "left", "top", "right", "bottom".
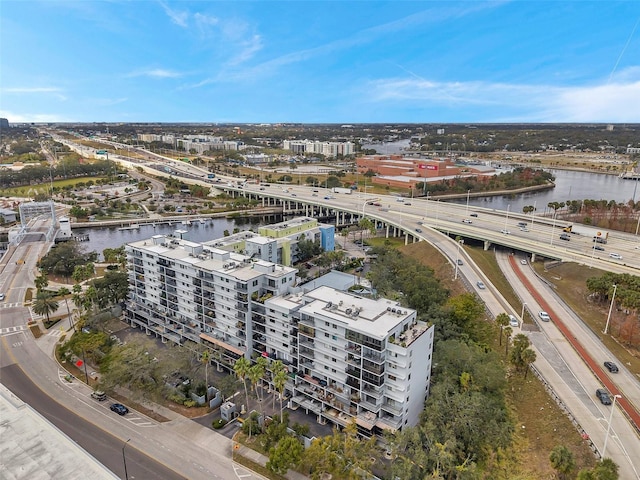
[
  {"left": 0, "top": 384, "right": 118, "bottom": 479},
  {"left": 125, "top": 228, "right": 433, "bottom": 435}
]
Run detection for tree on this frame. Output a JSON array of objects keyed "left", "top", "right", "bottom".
[
  {"left": 33, "top": 291, "right": 59, "bottom": 325},
  {"left": 34, "top": 274, "right": 49, "bottom": 292},
  {"left": 510, "top": 334, "right": 532, "bottom": 372},
  {"left": 249, "top": 356, "right": 268, "bottom": 416},
  {"left": 521, "top": 348, "right": 537, "bottom": 378},
  {"left": 549, "top": 445, "right": 576, "bottom": 480},
  {"left": 57, "top": 287, "right": 74, "bottom": 331},
  {"left": 201, "top": 351, "right": 210, "bottom": 402},
  {"left": 503, "top": 326, "right": 513, "bottom": 356},
  {"left": 267, "top": 436, "right": 304, "bottom": 475},
  {"left": 271, "top": 360, "right": 288, "bottom": 419},
  {"left": 495, "top": 313, "right": 509, "bottom": 346},
  {"left": 233, "top": 357, "right": 251, "bottom": 413}
]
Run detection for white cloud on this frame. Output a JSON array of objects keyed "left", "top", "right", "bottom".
[
  {"left": 126, "top": 68, "right": 184, "bottom": 78},
  {"left": 0, "top": 110, "right": 68, "bottom": 123},
  {"left": 366, "top": 68, "right": 640, "bottom": 122},
  {"left": 160, "top": 1, "right": 189, "bottom": 28}
]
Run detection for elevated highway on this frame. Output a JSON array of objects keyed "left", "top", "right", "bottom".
[{"left": 223, "top": 183, "right": 640, "bottom": 275}]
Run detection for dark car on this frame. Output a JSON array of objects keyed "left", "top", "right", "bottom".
[
  {"left": 110, "top": 403, "right": 129, "bottom": 415},
  {"left": 604, "top": 361, "right": 619, "bottom": 373},
  {"left": 415, "top": 228, "right": 423, "bottom": 233},
  {"left": 596, "top": 389, "right": 612, "bottom": 405},
  {"left": 593, "top": 245, "right": 605, "bottom": 251},
  {"left": 470, "top": 213, "right": 478, "bottom": 217}
]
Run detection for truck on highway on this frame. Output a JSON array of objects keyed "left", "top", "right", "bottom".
[
  {"left": 562, "top": 224, "right": 609, "bottom": 244},
  {"left": 332, "top": 187, "right": 352, "bottom": 195}
]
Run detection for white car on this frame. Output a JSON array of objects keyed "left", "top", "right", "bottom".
[
  {"left": 508, "top": 314, "right": 519, "bottom": 327},
  {"left": 609, "top": 253, "right": 623, "bottom": 260},
  {"left": 520, "top": 259, "right": 527, "bottom": 265},
  {"left": 500, "top": 229, "right": 511, "bottom": 235},
  {"left": 0, "top": 293, "right": 4, "bottom": 301},
  {"left": 462, "top": 219, "right": 473, "bottom": 224},
  {"left": 538, "top": 311, "right": 551, "bottom": 322}
]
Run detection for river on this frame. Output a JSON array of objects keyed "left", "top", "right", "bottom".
[
  {"left": 77, "top": 168, "right": 638, "bottom": 255},
  {"left": 448, "top": 169, "right": 640, "bottom": 214},
  {"left": 81, "top": 217, "right": 264, "bottom": 258}
]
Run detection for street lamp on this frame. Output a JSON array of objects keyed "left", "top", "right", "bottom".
[
  {"left": 504, "top": 204, "right": 511, "bottom": 231},
  {"left": 602, "top": 394, "right": 621, "bottom": 458},
  {"left": 520, "top": 302, "right": 527, "bottom": 325},
  {"left": 122, "top": 439, "right": 131, "bottom": 480},
  {"left": 454, "top": 239, "right": 464, "bottom": 280},
  {"left": 550, "top": 210, "right": 558, "bottom": 246},
  {"left": 603, "top": 284, "right": 618, "bottom": 335},
  {"left": 465, "top": 189, "right": 471, "bottom": 215}
]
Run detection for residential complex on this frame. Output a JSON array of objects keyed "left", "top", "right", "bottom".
[
  {"left": 283, "top": 139, "right": 354, "bottom": 158},
  {"left": 125, "top": 228, "right": 434, "bottom": 435}
]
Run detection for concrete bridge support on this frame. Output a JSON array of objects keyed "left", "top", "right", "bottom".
[{"left": 484, "top": 240, "right": 491, "bottom": 251}]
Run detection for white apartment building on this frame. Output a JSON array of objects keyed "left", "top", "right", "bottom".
[
  {"left": 265, "top": 287, "right": 433, "bottom": 435},
  {"left": 283, "top": 140, "right": 354, "bottom": 158},
  {"left": 125, "top": 233, "right": 297, "bottom": 366},
  {"left": 125, "top": 232, "right": 433, "bottom": 435}
]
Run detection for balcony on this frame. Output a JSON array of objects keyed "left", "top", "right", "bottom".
[{"left": 382, "top": 402, "right": 403, "bottom": 416}]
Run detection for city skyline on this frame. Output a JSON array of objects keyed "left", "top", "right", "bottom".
[{"left": 1, "top": 1, "right": 639, "bottom": 124}]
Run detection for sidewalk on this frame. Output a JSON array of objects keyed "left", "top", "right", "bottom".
[{"left": 36, "top": 319, "right": 310, "bottom": 479}]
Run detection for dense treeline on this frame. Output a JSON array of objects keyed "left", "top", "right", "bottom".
[
  {"left": 0, "top": 159, "right": 117, "bottom": 188},
  {"left": 415, "top": 167, "right": 554, "bottom": 196},
  {"left": 587, "top": 272, "right": 640, "bottom": 347}
]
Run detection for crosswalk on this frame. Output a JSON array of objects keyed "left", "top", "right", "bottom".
[
  {"left": 0, "top": 302, "right": 24, "bottom": 309},
  {"left": 0, "top": 325, "right": 28, "bottom": 336}
]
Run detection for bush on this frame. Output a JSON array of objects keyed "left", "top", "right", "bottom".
[
  {"left": 166, "top": 392, "right": 186, "bottom": 405},
  {"left": 212, "top": 419, "right": 227, "bottom": 429},
  {"left": 183, "top": 400, "right": 197, "bottom": 408}
]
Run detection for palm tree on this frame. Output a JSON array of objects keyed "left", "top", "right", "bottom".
[
  {"left": 495, "top": 313, "right": 509, "bottom": 346},
  {"left": 57, "top": 287, "right": 74, "bottom": 331},
  {"left": 521, "top": 348, "right": 537, "bottom": 378},
  {"left": 249, "top": 356, "right": 268, "bottom": 417},
  {"left": 201, "top": 350, "right": 210, "bottom": 402},
  {"left": 233, "top": 357, "right": 251, "bottom": 413},
  {"left": 272, "top": 361, "right": 289, "bottom": 421},
  {"left": 503, "top": 326, "right": 513, "bottom": 356},
  {"left": 549, "top": 445, "right": 575, "bottom": 480},
  {"left": 33, "top": 291, "right": 59, "bottom": 325}
]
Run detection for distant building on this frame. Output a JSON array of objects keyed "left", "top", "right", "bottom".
[
  {"left": 0, "top": 208, "right": 17, "bottom": 224},
  {"left": 0, "top": 118, "right": 9, "bottom": 130},
  {"left": 283, "top": 140, "right": 354, "bottom": 157},
  {"left": 626, "top": 147, "right": 640, "bottom": 154}
]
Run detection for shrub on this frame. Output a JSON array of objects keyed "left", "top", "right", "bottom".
[
  {"left": 212, "top": 419, "right": 227, "bottom": 429},
  {"left": 183, "top": 400, "right": 197, "bottom": 408}
]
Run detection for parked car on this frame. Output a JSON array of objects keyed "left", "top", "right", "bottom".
[
  {"left": 596, "top": 389, "right": 612, "bottom": 405},
  {"left": 110, "top": 403, "right": 129, "bottom": 415},
  {"left": 604, "top": 361, "right": 619, "bottom": 373},
  {"left": 91, "top": 391, "right": 107, "bottom": 401},
  {"left": 476, "top": 281, "right": 486, "bottom": 290},
  {"left": 538, "top": 311, "right": 551, "bottom": 322}
]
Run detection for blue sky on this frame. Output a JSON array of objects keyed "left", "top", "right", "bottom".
[{"left": 2, "top": 1, "right": 639, "bottom": 123}]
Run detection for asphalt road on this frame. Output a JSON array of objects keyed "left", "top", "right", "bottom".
[{"left": 0, "top": 362, "right": 184, "bottom": 480}]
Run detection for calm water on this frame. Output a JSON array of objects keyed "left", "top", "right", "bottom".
[
  {"left": 78, "top": 169, "right": 639, "bottom": 255},
  {"left": 450, "top": 169, "right": 640, "bottom": 214},
  {"left": 81, "top": 217, "right": 265, "bottom": 257}
]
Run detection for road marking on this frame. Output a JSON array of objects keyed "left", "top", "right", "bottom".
[
  {"left": 47, "top": 329, "right": 65, "bottom": 337},
  {"left": 0, "top": 325, "right": 28, "bottom": 335}
]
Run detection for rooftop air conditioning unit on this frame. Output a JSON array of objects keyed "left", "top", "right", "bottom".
[
  {"left": 345, "top": 308, "right": 352, "bottom": 315},
  {"left": 327, "top": 302, "right": 332, "bottom": 308},
  {"left": 391, "top": 308, "right": 396, "bottom": 313}
]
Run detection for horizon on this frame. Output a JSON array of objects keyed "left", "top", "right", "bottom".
[{"left": 2, "top": 1, "right": 640, "bottom": 123}]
